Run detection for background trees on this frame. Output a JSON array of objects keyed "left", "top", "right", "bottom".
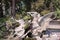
[
  {"left": 0, "top": 0, "right": 3, "bottom": 18},
  {"left": 0, "top": 0, "right": 60, "bottom": 17}
]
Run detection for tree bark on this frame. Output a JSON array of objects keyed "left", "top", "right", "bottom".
[{"left": 11, "top": 0, "right": 15, "bottom": 18}]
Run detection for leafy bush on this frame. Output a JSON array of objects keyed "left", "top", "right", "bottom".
[
  {"left": 55, "top": 9, "right": 60, "bottom": 19},
  {"left": 0, "top": 17, "right": 8, "bottom": 23}
]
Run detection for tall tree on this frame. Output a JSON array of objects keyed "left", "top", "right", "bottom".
[{"left": 11, "top": 0, "right": 15, "bottom": 18}]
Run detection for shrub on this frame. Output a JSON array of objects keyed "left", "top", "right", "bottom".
[{"left": 55, "top": 9, "right": 60, "bottom": 19}]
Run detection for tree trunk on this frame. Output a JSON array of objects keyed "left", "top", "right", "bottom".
[{"left": 11, "top": 0, "right": 15, "bottom": 18}]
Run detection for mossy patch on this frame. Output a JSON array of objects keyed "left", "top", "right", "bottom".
[
  {"left": 23, "top": 15, "right": 32, "bottom": 21},
  {"left": 24, "top": 23, "right": 30, "bottom": 30},
  {"left": 24, "top": 37, "right": 36, "bottom": 40},
  {"left": 41, "top": 10, "right": 50, "bottom": 16}
]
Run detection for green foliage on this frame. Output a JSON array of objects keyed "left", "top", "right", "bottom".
[
  {"left": 6, "top": 17, "right": 16, "bottom": 27},
  {"left": 0, "top": 17, "right": 8, "bottom": 23},
  {"left": 1, "top": 26, "right": 7, "bottom": 31},
  {"left": 0, "top": 26, "right": 7, "bottom": 39},
  {"left": 35, "top": 0, "right": 44, "bottom": 9},
  {"left": 0, "top": 30, "right": 3, "bottom": 37},
  {"left": 55, "top": 9, "right": 60, "bottom": 18},
  {"left": 16, "top": 1, "right": 26, "bottom": 14},
  {"left": 0, "top": 17, "right": 8, "bottom": 39},
  {"left": 24, "top": 23, "right": 30, "bottom": 29},
  {"left": 41, "top": 10, "right": 50, "bottom": 16},
  {"left": 52, "top": 0, "right": 60, "bottom": 10},
  {"left": 23, "top": 15, "right": 32, "bottom": 21},
  {"left": 15, "top": 14, "right": 21, "bottom": 20}
]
